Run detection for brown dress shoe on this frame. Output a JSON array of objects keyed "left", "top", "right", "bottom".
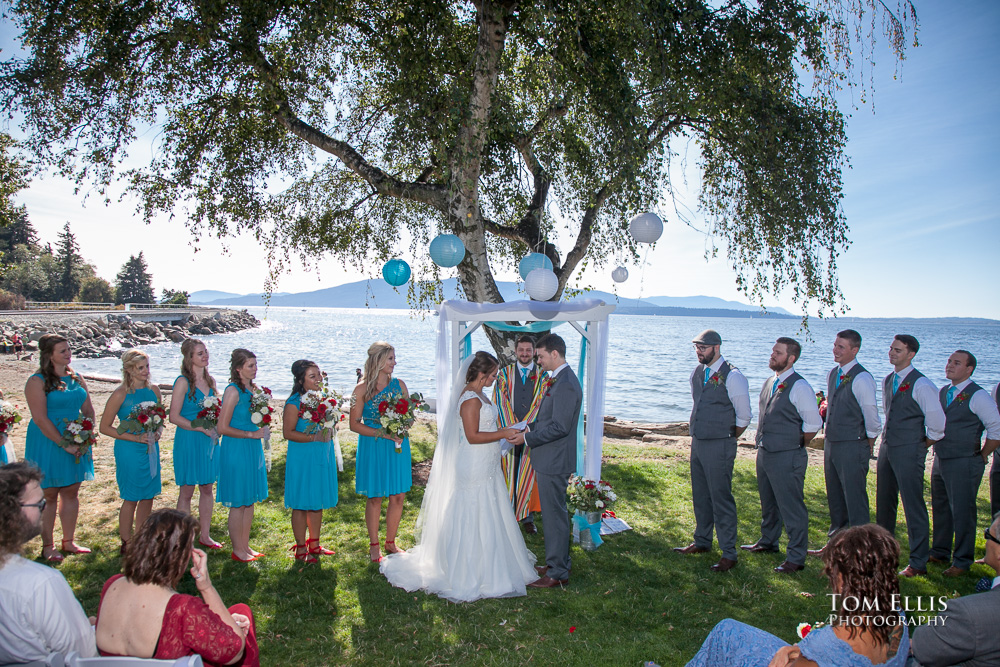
[
  {"left": 898, "top": 566, "right": 927, "bottom": 577},
  {"left": 673, "top": 543, "right": 710, "bottom": 555},
  {"left": 774, "top": 561, "right": 804, "bottom": 574},
  {"left": 740, "top": 542, "right": 780, "bottom": 553},
  {"left": 528, "top": 575, "right": 569, "bottom": 588},
  {"left": 942, "top": 566, "right": 968, "bottom": 577},
  {"left": 711, "top": 558, "right": 738, "bottom": 572},
  {"left": 535, "top": 565, "right": 549, "bottom": 577},
  {"left": 927, "top": 556, "right": 949, "bottom": 565},
  {"left": 523, "top": 522, "right": 537, "bottom": 535}
]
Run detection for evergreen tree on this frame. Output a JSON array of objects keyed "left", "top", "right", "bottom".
[
  {"left": 77, "top": 275, "right": 115, "bottom": 303},
  {"left": 56, "top": 222, "right": 83, "bottom": 301},
  {"left": 114, "top": 252, "right": 155, "bottom": 304},
  {"left": 160, "top": 288, "right": 189, "bottom": 305},
  {"left": 0, "top": 207, "right": 39, "bottom": 256}
]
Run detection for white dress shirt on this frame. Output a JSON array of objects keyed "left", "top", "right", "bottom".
[
  {"left": 834, "top": 359, "right": 882, "bottom": 438},
  {"left": 547, "top": 362, "right": 569, "bottom": 380},
  {"left": 883, "top": 366, "right": 946, "bottom": 441},
  {"left": 759, "top": 367, "right": 824, "bottom": 434},
  {"left": 515, "top": 361, "right": 535, "bottom": 381},
  {"left": 689, "top": 356, "right": 752, "bottom": 428},
  {"left": 946, "top": 378, "right": 1000, "bottom": 440},
  {"left": 0, "top": 555, "right": 97, "bottom": 663}
]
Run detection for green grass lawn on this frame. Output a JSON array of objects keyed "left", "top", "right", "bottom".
[{"left": 41, "top": 427, "right": 993, "bottom": 666}]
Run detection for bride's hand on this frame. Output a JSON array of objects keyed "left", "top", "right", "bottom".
[{"left": 499, "top": 427, "right": 521, "bottom": 441}]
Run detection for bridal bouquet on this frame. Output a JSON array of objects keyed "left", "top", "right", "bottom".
[
  {"left": 298, "top": 389, "right": 345, "bottom": 436},
  {"left": 60, "top": 415, "right": 99, "bottom": 464},
  {"left": 377, "top": 392, "right": 428, "bottom": 452},
  {"left": 191, "top": 395, "right": 222, "bottom": 431},
  {"left": 250, "top": 386, "right": 274, "bottom": 470},
  {"left": 0, "top": 400, "right": 23, "bottom": 436},
  {"left": 566, "top": 475, "right": 618, "bottom": 513},
  {"left": 116, "top": 401, "right": 167, "bottom": 436}
]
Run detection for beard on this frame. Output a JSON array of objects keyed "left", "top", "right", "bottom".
[{"left": 21, "top": 516, "right": 41, "bottom": 543}]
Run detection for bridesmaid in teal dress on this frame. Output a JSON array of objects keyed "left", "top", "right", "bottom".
[
  {"left": 350, "top": 341, "right": 412, "bottom": 563},
  {"left": 283, "top": 360, "right": 339, "bottom": 564},
  {"left": 99, "top": 350, "right": 164, "bottom": 554},
  {"left": 216, "top": 349, "right": 270, "bottom": 563},
  {"left": 169, "top": 338, "right": 222, "bottom": 549},
  {"left": 23, "top": 333, "right": 97, "bottom": 562}
]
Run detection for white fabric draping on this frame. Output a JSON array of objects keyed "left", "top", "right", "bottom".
[{"left": 436, "top": 299, "right": 614, "bottom": 480}]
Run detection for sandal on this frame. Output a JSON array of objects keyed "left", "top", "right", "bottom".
[
  {"left": 369, "top": 540, "right": 383, "bottom": 563},
  {"left": 306, "top": 537, "right": 335, "bottom": 556},
  {"left": 199, "top": 539, "right": 224, "bottom": 550},
  {"left": 61, "top": 539, "right": 91, "bottom": 555},
  {"left": 290, "top": 544, "right": 318, "bottom": 565},
  {"left": 42, "top": 543, "right": 64, "bottom": 563},
  {"left": 384, "top": 539, "right": 405, "bottom": 555}
]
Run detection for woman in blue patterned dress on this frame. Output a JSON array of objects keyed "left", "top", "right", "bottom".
[
  {"left": 283, "top": 359, "right": 339, "bottom": 564},
  {"left": 99, "top": 350, "right": 164, "bottom": 554},
  {"left": 216, "top": 349, "right": 270, "bottom": 563},
  {"left": 23, "top": 333, "right": 97, "bottom": 562},
  {"left": 169, "top": 338, "right": 222, "bottom": 549},
  {"left": 350, "top": 341, "right": 412, "bottom": 563}
]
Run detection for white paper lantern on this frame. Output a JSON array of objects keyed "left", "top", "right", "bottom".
[
  {"left": 524, "top": 268, "right": 558, "bottom": 301},
  {"left": 629, "top": 212, "right": 663, "bottom": 244},
  {"left": 518, "top": 252, "right": 554, "bottom": 280},
  {"left": 612, "top": 266, "right": 629, "bottom": 283}
]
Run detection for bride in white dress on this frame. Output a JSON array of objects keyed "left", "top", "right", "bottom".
[{"left": 380, "top": 351, "right": 539, "bottom": 602}]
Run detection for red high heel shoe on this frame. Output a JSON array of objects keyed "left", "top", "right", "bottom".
[
  {"left": 290, "top": 544, "right": 318, "bottom": 565},
  {"left": 384, "top": 539, "right": 405, "bottom": 555},
  {"left": 306, "top": 538, "right": 335, "bottom": 556},
  {"left": 369, "top": 541, "right": 382, "bottom": 563},
  {"left": 42, "top": 544, "right": 64, "bottom": 563},
  {"left": 198, "top": 539, "right": 224, "bottom": 550},
  {"left": 231, "top": 552, "right": 258, "bottom": 563},
  {"left": 61, "top": 539, "right": 91, "bottom": 555}
]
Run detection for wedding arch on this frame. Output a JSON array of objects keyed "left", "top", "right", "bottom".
[{"left": 435, "top": 299, "right": 616, "bottom": 480}]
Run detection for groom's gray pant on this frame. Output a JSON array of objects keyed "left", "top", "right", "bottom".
[{"left": 536, "top": 470, "right": 572, "bottom": 580}]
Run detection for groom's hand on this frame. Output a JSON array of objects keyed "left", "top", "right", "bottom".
[{"left": 507, "top": 431, "right": 526, "bottom": 445}]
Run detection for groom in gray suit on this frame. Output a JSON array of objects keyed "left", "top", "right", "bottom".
[{"left": 507, "top": 333, "right": 582, "bottom": 588}]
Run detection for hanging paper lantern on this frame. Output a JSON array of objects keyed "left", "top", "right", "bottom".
[
  {"left": 518, "top": 252, "right": 554, "bottom": 280},
  {"left": 629, "top": 212, "right": 663, "bottom": 244},
  {"left": 612, "top": 266, "right": 629, "bottom": 283},
  {"left": 524, "top": 268, "right": 558, "bottom": 301},
  {"left": 429, "top": 234, "right": 466, "bottom": 268},
  {"left": 382, "top": 259, "right": 411, "bottom": 286}
]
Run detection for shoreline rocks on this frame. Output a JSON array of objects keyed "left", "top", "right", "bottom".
[{"left": 1, "top": 309, "right": 260, "bottom": 359}]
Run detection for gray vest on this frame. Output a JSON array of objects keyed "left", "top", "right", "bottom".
[
  {"left": 882, "top": 369, "right": 928, "bottom": 446},
  {"left": 690, "top": 361, "right": 737, "bottom": 439},
  {"left": 511, "top": 364, "right": 536, "bottom": 422},
  {"left": 756, "top": 372, "right": 805, "bottom": 452},
  {"left": 936, "top": 381, "right": 986, "bottom": 459},
  {"left": 825, "top": 363, "right": 868, "bottom": 442}
]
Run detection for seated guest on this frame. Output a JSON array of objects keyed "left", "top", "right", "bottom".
[
  {"left": 0, "top": 462, "right": 97, "bottom": 663},
  {"left": 910, "top": 512, "right": 1000, "bottom": 667},
  {"left": 95, "top": 508, "right": 260, "bottom": 667},
  {"left": 686, "top": 524, "right": 909, "bottom": 666}
]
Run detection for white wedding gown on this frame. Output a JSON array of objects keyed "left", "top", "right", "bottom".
[{"left": 380, "top": 391, "right": 537, "bottom": 602}]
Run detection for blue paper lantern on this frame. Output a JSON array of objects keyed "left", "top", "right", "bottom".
[
  {"left": 518, "top": 253, "right": 554, "bottom": 280},
  {"left": 429, "top": 234, "right": 466, "bottom": 268},
  {"left": 382, "top": 259, "right": 411, "bottom": 286}
]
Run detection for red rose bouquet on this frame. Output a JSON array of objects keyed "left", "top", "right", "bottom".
[
  {"left": 60, "top": 414, "right": 99, "bottom": 464},
  {"left": 250, "top": 387, "right": 274, "bottom": 470},
  {"left": 298, "top": 389, "right": 345, "bottom": 436},
  {"left": 377, "top": 392, "right": 428, "bottom": 452}
]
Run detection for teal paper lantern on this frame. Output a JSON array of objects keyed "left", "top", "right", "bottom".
[
  {"left": 429, "top": 234, "right": 466, "bottom": 268},
  {"left": 382, "top": 259, "right": 411, "bottom": 286},
  {"left": 518, "top": 253, "right": 554, "bottom": 280}
]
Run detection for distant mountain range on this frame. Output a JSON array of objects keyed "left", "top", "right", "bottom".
[{"left": 190, "top": 279, "right": 795, "bottom": 318}]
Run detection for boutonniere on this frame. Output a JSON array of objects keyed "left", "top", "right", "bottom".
[
  {"left": 528, "top": 371, "right": 538, "bottom": 383},
  {"left": 708, "top": 373, "right": 723, "bottom": 386},
  {"left": 838, "top": 373, "right": 851, "bottom": 385},
  {"left": 897, "top": 382, "right": 911, "bottom": 393},
  {"left": 775, "top": 382, "right": 788, "bottom": 393},
  {"left": 955, "top": 391, "right": 971, "bottom": 404},
  {"left": 542, "top": 378, "right": 555, "bottom": 392}
]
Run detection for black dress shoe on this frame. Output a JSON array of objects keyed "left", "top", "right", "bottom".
[
  {"left": 528, "top": 575, "right": 569, "bottom": 588},
  {"left": 711, "top": 557, "right": 738, "bottom": 572},
  {"left": 673, "top": 543, "right": 710, "bottom": 555},
  {"left": 523, "top": 521, "right": 537, "bottom": 535},
  {"left": 740, "top": 542, "right": 779, "bottom": 553},
  {"left": 774, "top": 561, "right": 805, "bottom": 574}
]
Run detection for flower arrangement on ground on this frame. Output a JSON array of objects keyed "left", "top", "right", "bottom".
[
  {"left": 566, "top": 475, "right": 618, "bottom": 514},
  {"left": 60, "top": 415, "right": 99, "bottom": 463},
  {"left": 377, "top": 392, "right": 428, "bottom": 452}
]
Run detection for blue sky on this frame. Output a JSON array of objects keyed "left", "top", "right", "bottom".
[{"left": 2, "top": 1, "right": 998, "bottom": 318}]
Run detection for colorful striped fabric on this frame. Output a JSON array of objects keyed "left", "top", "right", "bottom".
[{"left": 494, "top": 364, "right": 547, "bottom": 520}]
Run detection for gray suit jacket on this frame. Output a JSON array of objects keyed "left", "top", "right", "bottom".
[
  {"left": 910, "top": 585, "right": 1000, "bottom": 667},
  {"left": 525, "top": 367, "right": 582, "bottom": 475}
]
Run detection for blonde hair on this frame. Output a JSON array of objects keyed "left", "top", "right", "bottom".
[
  {"left": 121, "top": 350, "right": 152, "bottom": 393},
  {"left": 180, "top": 339, "right": 216, "bottom": 399},
  {"left": 362, "top": 341, "right": 394, "bottom": 401}
]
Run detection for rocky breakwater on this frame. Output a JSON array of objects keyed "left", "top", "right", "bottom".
[{"left": 2, "top": 309, "right": 260, "bottom": 359}]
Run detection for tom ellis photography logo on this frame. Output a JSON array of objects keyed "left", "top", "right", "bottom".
[{"left": 826, "top": 594, "right": 950, "bottom": 627}]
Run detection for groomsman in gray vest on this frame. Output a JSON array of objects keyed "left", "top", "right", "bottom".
[
  {"left": 992, "top": 382, "right": 1000, "bottom": 518},
  {"left": 742, "top": 337, "right": 822, "bottom": 573},
  {"left": 875, "top": 334, "right": 945, "bottom": 577},
  {"left": 674, "top": 329, "right": 751, "bottom": 572},
  {"left": 506, "top": 333, "right": 582, "bottom": 588},
  {"left": 808, "top": 329, "right": 881, "bottom": 555},
  {"left": 927, "top": 351, "right": 1000, "bottom": 576}
]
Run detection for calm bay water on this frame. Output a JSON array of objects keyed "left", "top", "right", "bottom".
[{"left": 69, "top": 307, "right": 1000, "bottom": 424}]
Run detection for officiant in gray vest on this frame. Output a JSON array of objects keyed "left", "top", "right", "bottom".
[
  {"left": 927, "top": 350, "right": 1000, "bottom": 576},
  {"left": 741, "top": 337, "right": 822, "bottom": 573},
  {"left": 808, "top": 330, "right": 881, "bottom": 556},
  {"left": 875, "top": 334, "right": 946, "bottom": 577},
  {"left": 674, "top": 330, "right": 751, "bottom": 573}
]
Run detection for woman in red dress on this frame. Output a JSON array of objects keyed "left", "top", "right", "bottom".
[{"left": 95, "top": 509, "right": 260, "bottom": 666}]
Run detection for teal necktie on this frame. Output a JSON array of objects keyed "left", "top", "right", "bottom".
[
  {"left": 520, "top": 367, "right": 529, "bottom": 384},
  {"left": 946, "top": 386, "right": 956, "bottom": 406},
  {"left": 835, "top": 370, "right": 842, "bottom": 389},
  {"left": 704, "top": 367, "right": 711, "bottom": 385},
  {"left": 892, "top": 374, "right": 900, "bottom": 394},
  {"left": 770, "top": 378, "right": 779, "bottom": 397}
]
